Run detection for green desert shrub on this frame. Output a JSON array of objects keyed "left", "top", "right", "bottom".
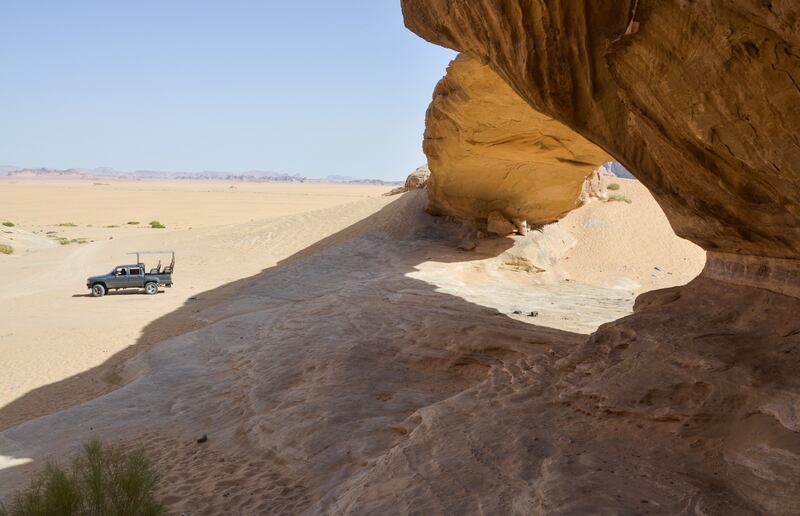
[
  {"left": 0, "top": 244, "right": 13, "bottom": 255},
  {"left": 149, "top": 221, "right": 165, "bottom": 229},
  {"left": 56, "top": 222, "right": 77, "bottom": 227},
  {"left": 0, "top": 439, "right": 163, "bottom": 516},
  {"left": 2, "top": 221, "right": 14, "bottom": 227},
  {"left": 106, "top": 225, "right": 120, "bottom": 228},
  {"left": 607, "top": 183, "right": 621, "bottom": 191},
  {"left": 608, "top": 194, "right": 632, "bottom": 204},
  {"left": 127, "top": 221, "right": 140, "bottom": 225}
]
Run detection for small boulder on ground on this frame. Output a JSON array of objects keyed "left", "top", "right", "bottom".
[
  {"left": 511, "top": 218, "right": 528, "bottom": 235},
  {"left": 487, "top": 210, "right": 516, "bottom": 236},
  {"left": 384, "top": 165, "right": 431, "bottom": 196}
]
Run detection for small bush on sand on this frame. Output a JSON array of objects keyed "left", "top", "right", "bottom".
[
  {"left": 57, "top": 237, "right": 71, "bottom": 245},
  {"left": 2, "top": 221, "right": 14, "bottom": 227},
  {"left": 608, "top": 194, "right": 632, "bottom": 204},
  {"left": 56, "top": 222, "right": 77, "bottom": 227},
  {"left": 127, "top": 221, "right": 140, "bottom": 225},
  {"left": 0, "top": 439, "right": 163, "bottom": 516},
  {"left": 149, "top": 221, "right": 165, "bottom": 229},
  {"left": 0, "top": 244, "right": 13, "bottom": 255},
  {"left": 607, "top": 183, "right": 621, "bottom": 191},
  {"left": 46, "top": 231, "right": 57, "bottom": 235},
  {"left": 106, "top": 225, "right": 119, "bottom": 228}
]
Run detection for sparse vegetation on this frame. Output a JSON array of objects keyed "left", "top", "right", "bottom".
[
  {"left": 149, "top": 221, "right": 165, "bottom": 229},
  {"left": 46, "top": 231, "right": 57, "bottom": 235},
  {"left": 56, "top": 222, "right": 77, "bottom": 227},
  {"left": 57, "top": 238, "right": 71, "bottom": 245},
  {"left": 106, "top": 225, "right": 120, "bottom": 228},
  {"left": 2, "top": 221, "right": 14, "bottom": 227},
  {"left": 127, "top": 221, "right": 140, "bottom": 225},
  {"left": 0, "top": 439, "right": 163, "bottom": 516},
  {"left": 0, "top": 244, "right": 13, "bottom": 255},
  {"left": 607, "top": 183, "right": 621, "bottom": 191},
  {"left": 608, "top": 194, "right": 632, "bottom": 204}
]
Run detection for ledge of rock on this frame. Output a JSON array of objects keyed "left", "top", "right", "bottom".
[
  {"left": 403, "top": 0, "right": 800, "bottom": 262},
  {"left": 424, "top": 54, "right": 610, "bottom": 226}
]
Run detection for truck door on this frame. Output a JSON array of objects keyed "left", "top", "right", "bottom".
[
  {"left": 126, "top": 267, "right": 143, "bottom": 288},
  {"left": 109, "top": 266, "right": 127, "bottom": 289}
]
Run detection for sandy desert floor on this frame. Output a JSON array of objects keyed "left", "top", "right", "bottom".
[
  {"left": 0, "top": 178, "right": 707, "bottom": 513},
  {"left": 0, "top": 178, "right": 394, "bottom": 429}
]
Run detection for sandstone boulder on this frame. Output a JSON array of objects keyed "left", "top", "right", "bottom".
[
  {"left": 384, "top": 165, "right": 431, "bottom": 196},
  {"left": 404, "top": 165, "right": 430, "bottom": 190},
  {"left": 486, "top": 210, "right": 516, "bottom": 236}
]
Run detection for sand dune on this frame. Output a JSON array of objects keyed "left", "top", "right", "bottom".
[{"left": 0, "top": 180, "right": 705, "bottom": 513}]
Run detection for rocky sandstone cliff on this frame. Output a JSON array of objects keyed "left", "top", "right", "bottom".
[
  {"left": 424, "top": 54, "right": 609, "bottom": 226},
  {"left": 403, "top": 0, "right": 800, "bottom": 263},
  {"left": 403, "top": 0, "right": 800, "bottom": 513}
]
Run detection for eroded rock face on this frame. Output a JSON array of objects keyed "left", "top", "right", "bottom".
[
  {"left": 403, "top": 0, "right": 800, "bottom": 263},
  {"left": 402, "top": 1, "right": 800, "bottom": 513},
  {"left": 425, "top": 54, "right": 609, "bottom": 225}
]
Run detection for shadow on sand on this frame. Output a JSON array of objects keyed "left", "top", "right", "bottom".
[{"left": 0, "top": 192, "right": 588, "bottom": 511}]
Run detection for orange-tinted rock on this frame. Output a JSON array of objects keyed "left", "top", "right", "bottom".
[{"left": 424, "top": 54, "right": 609, "bottom": 225}]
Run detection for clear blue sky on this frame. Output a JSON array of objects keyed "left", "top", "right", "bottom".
[{"left": 0, "top": 2, "right": 454, "bottom": 179}]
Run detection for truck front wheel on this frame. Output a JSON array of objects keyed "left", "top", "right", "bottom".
[
  {"left": 144, "top": 282, "right": 158, "bottom": 295},
  {"left": 92, "top": 284, "right": 106, "bottom": 297}
]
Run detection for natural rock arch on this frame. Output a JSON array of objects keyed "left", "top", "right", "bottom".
[
  {"left": 402, "top": 2, "right": 800, "bottom": 513},
  {"left": 403, "top": 0, "right": 800, "bottom": 296}
]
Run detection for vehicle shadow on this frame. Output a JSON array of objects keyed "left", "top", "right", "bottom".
[{"left": 71, "top": 291, "right": 165, "bottom": 298}]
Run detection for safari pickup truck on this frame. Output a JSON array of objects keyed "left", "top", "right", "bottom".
[{"left": 86, "top": 250, "right": 174, "bottom": 297}]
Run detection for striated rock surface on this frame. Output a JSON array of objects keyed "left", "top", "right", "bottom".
[
  {"left": 424, "top": 54, "right": 610, "bottom": 225},
  {"left": 403, "top": 0, "right": 800, "bottom": 262}
]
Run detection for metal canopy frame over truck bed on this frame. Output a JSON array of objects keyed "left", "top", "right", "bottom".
[{"left": 126, "top": 250, "right": 175, "bottom": 274}]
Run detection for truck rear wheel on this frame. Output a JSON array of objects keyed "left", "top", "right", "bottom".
[
  {"left": 92, "top": 284, "right": 106, "bottom": 297},
  {"left": 144, "top": 282, "right": 158, "bottom": 295}
]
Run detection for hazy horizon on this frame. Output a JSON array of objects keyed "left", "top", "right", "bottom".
[
  {"left": 0, "top": 163, "right": 407, "bottom": 181},
  {"left": 0, "top": 2, "right": 454, "bottom": 180}
]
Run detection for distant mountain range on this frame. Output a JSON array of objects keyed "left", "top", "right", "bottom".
[{"left": 0, "top": 166, "right": 403, "bottom": 185}]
